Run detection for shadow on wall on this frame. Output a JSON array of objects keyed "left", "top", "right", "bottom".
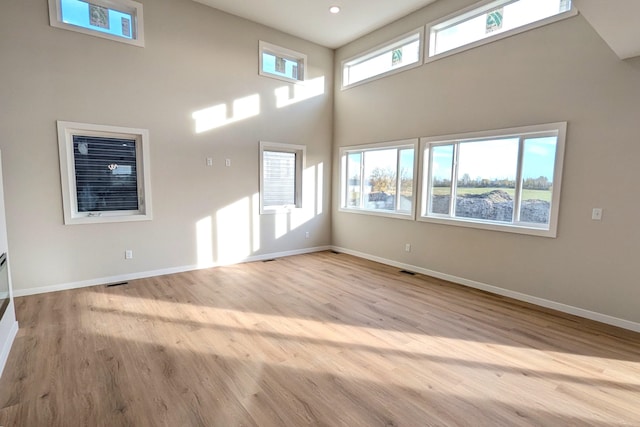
[{"left": 196, "top": 162, "right": 324, "bottom": 268}]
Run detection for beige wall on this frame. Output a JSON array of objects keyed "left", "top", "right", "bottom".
[
  {"left": 333, "top": 0, "right": 640, "bottom": 324},
  {"left": 0, "top": 0, "right": 333, "bottom": 292}
]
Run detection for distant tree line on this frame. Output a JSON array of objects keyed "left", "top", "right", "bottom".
[{"left": 433, "top": 173, "right": 552, "bottom": 190}]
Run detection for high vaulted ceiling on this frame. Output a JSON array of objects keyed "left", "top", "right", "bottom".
[
  {"left": 192, "top": 0, "right": 438, "bottom": 49},
  {"left": 193, "top": 0, "right": 640, "bottom": 59}
]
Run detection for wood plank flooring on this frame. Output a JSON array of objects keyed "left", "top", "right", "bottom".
[{"left": 1, "top": 251, "right": 639, "bottom": 426}]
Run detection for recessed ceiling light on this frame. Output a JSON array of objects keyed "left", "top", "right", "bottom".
[{"left": 329, "top": 6, "right": 341, "bottom": 14}]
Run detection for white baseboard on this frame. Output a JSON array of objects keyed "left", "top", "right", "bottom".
[
  {"left": 0, "top": 303, "right": 18, "bottom": 379},
  {"left": 13, "top": 246, "right": 331, "bottom": 298},
  {"left": 331, "top": 246, "right": 640, "bottom": 334}
]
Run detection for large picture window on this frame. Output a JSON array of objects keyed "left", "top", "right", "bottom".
[
  {"left": 420, "top": 123, "right": 566, "bottom": 237},
  {"left": 57, "top": 121, "right": 152, "bottom": 224},
  {"left": 340, "top": 140, "right": 417, "bottom": 219},
  {"left": 48, "top": 0, "right": 144, "bottom": 47}
]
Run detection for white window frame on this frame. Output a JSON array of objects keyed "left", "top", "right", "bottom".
[
  {"left": 48, "top": 0, "right": 145, "bottom": 47},
  {"left": 259, "top": 141, "right": 305, "bottom": 214},
  {"left": 342, "top": 28, "right": 424, "bottom": 90},
  {"left": 425, "top": 0, "right": 577, "bottom": 63},
  {"left": 259, "top": 41, "right": 307, "bottom": 84},
  {"left": 419, "top": 122, "right": 566, "bottom": 237},
  {"left": 57, "top": 121, "right": 153, "bottom": 225},
  {"left": 339, "top": 139, "right": 418, "bottom": 220}
]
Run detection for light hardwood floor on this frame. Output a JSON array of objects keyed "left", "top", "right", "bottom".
[{"left": 1, "top": 251, "right": 639, "bottom": 426}]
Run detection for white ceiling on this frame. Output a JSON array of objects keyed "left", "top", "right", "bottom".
[
  {"left": 193, "top": 0, "right": 640, "bottom": 59},
  {"left": 193, "top": 0, "right": 438, "bottom": 49},
  {"left": 572, "top": 0, "right": 640, "bottom": 59}
]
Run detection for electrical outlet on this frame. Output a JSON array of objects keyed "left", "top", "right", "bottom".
[
  {"left": 225, "top": 158, "right": 231, "bottom": 167},
  {"left": 592, "top": 208, "right": 603, "bottom": 221},
  {"left": 206, "top": 157, "right": 213, "bottom": 166},
  {"left": 125, "top": 250, "right": 133, "bottom": 259},
  {"left": 305, "top": 231, "right": 310, "bottom": 238},
  {"left": 405, "top": 243, "right": 411, "bottom": 252}
]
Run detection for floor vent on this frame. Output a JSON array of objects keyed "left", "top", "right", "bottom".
[
  {"left": 330, "top": 250, "right": 340, "bottom": 254},
  {"left": 263, "top": 259, "right": 276, "bottom": 263},
  {"left": 106, "top": 281, "right": 129, "bottom": 287},
  {"left": 399, "top": 270, "right": 416, "bottom": 276}
]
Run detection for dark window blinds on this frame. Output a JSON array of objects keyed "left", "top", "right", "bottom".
[{"left": 73, "top": 135, "right": 139, "bottom": 212}]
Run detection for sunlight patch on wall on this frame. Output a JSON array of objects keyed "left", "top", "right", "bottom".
[
  {"left": 216, "top": 197, "right": 251, "bottom": 265},
  {"left": 275, "top": 212, "right": 289, "bottom": 240},
  {"left": 275, "top": 77, "right": 325, "bottom": 108},
  {"left": 290, "top": 164, "right": 320, "bottom": 232},
  {"left": 192, "top": 94, "right": 261, "bottom": 133},
  {"left": 316, "top": 162, "right": 324, "bottom": 216},
  {"left": 196, "top": 216, "right": 214, "bottom": 268},
  {"left": 252, "top": 193, "right": 261, "bottom": 253}
]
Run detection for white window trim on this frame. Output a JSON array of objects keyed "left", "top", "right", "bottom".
[
  {"left": 259, "top": 141, "right": 306, "bottom": 214},
  {"left": 259, "top": 41, "right": 307, "bottom": 84},
  {"left": 57, "top": 121, "right": 153, "bottom": 225},
  {"left": 418, "top": 122, "right": 566, "bottom": 237},
  {"left": 339, "top": 139, "right": 418, "bottom": 220},
  {"left": 425, "top": 0, "right": 577, "bottom": 63},
  {"left": 48, "top": 0, "right": 145, "bottom": 47},
  {"left": 341, "top": 28, "right": 424, "bottom": 90}
]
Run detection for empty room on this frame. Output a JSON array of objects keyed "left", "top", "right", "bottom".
[{"left": 0, "top": 0, "right": 639, "bottom": 425}]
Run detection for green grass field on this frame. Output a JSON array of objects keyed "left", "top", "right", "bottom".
[{"left": 432, "top": 187, "right": 552, "bottom": 202}]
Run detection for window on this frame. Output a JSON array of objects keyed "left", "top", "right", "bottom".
[
  {"left": 342, "top": 29, "right": 423, "bottom": 89},
  {"left": 260, "top": 142, "right": 305, "bottom": 213},
  {"left": 340, "top": 140, "right": 417, "bottom": 219},
  {"left": 259, "top": 41, "right": 306, "bottom": 83},
  {"left": 427, "top": 0, "right": 575, "bottom": 60},
  {"left": 420, "top": 122, "right": 566, "bottom": 237},
  {"left": 48, "top": 0, "right": 144, "bottom": 47},
  {"left": 57, "top": 121, "right": 152, "bottom": 224}
]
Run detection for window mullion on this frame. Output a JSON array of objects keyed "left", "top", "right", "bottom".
[
  {"left": 450, "top": 143, "right": 460, "bottom": 217},
  {"left": 359, "top": 152, "right": 365, "bottom": 208},
  {"left": 395, "top": 149, "right": 402, "bottom": 210},
  {"left": 513, "top": 137, "right": 525, "bottom": 223}
]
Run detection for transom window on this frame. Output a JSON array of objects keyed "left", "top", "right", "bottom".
[
  {"left": 420, "top": 123, "right": 566, "bottom": 237},
  {"left": 259, "top": 41, "right": 306, "bottom": 83},
  {"left": 427, "top": 0, "right": 575, "bottom": 60},
  {"left": 48, "top": 0, "right": 144, "bottom": 47},
  {"left": 340, "top": 140, "right": 417, "bottom": 219},
  {"left": 57, "top": 121, "right": 152, "bottom": 224},
  {"left": 342, "top": 29, "right": 423, "bottom": 89}
]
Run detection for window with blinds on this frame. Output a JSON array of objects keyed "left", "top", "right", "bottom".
[
  {"left": 262, "top": 151, "right": 296, "bottom": 207},
  {"left": 259, "top": 142, "right": 305, "bottom": 213},
  {"left": 73, "top": 135, "right": 139, "bottom": 213},
  {"left": 57, "top": 121, "right": 152, "bottom": 224}
]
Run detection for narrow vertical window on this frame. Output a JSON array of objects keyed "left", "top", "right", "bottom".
[{"left": 260, "top": 142, "right": 305, "bottom": 213}]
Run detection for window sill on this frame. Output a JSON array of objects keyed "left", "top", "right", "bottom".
[
  {"left": 418, "top": 215, "right": 557, "bottom": 238},
  {"left": 65, "top": 212, "right": 153, "bottom": 225},
  {"left": 339, "top": 207, "right": 415, "bottom": 221}
]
